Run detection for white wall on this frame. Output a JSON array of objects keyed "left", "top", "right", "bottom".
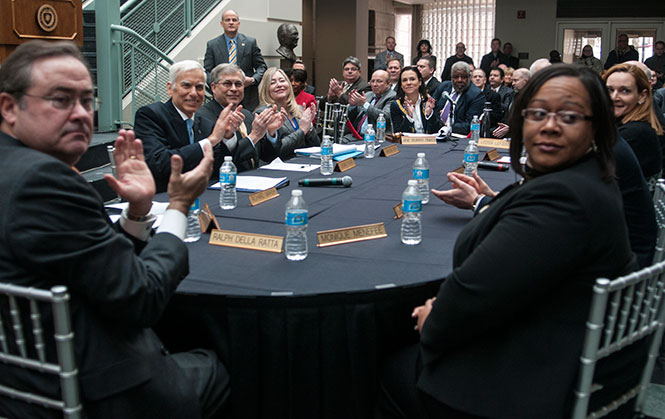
[{"left": 495, "top": 0, "right": 557, "bottom": 69}]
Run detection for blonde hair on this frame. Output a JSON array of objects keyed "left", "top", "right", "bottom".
[
  {"left": 258, "top": 67, "right": 302, "bottom": 118},
  {"left": 603, "top": 63, "right": 663, "bottom": 135}
]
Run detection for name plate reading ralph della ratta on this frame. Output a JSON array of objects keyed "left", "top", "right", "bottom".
[
  {"left": 316, "top": 222, "right": 387, "bottom": 247},
  {"left": 209, "top": 229, "right": 283, "bottom": 253}
]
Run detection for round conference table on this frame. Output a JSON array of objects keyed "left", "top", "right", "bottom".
[{"left": 155, "top": 138, "right": 516, "bottom": 419}]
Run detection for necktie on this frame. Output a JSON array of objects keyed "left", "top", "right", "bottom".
[
  {"left": 229, "top": 40, "right": 237, "bottom": 64},
  {"left": 440, "top": 91, "right": 459, "bottom": 124},
  {"left": 186, "top": 118, "right": 194, "bottom": 144}
]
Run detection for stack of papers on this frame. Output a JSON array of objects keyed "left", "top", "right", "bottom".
[
  {"left": 105, "top": 201, "right": 169, "bottom": 227},
  {"left": 259, "top": 158, "right": 320, "bottom": 172},
  {"left": 209, "top": 176, "right": 289, "bottom": 192},
  {"left": 295, "top": 144, "right": 358, "bottom": 158}
]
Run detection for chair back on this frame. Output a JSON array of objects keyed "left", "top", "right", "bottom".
[
  {"left": 319, "top": 101, "right": 349, "bottom": 142},
  {"left": 0, "top": 283, "right": 82, "bottom": 418},
  {"left": 571, "top": 260, "right": 665, "bottom": 418},
  {"left": 653, "top": 179, "right": 665, "bottom": 264}
]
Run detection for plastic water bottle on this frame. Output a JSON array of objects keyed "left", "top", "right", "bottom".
[
  {"left": 463, "top": 139, "right": 479, "bottom": 176},
  {"left": 401, "top": 180, "right": 422, "bottom": 245},
  {"left": 285, "top": 189, "right": 308, "bottom": 261},
  {"left": 481, "top": 102, "right": 492, "bottom": 138},
  {"left": 219, "top": 156, "right": 237, "bottom": 210},
  {"left": 376, "top": 113, "right": 386, "bottom": 143},
  {"left": 184, "top": 198, "right": 201, "bottom": 243},
  {"left": 470, "top": 115, "right": 480, "bottom": 143},
  {"left": 413, "top": 152, "right": 430, "bottom": 204},
  {"left": 320, "top": 135, "right": 334, "bottom": 175},
  {"left": 364, "top": 124, "right": 376, "bottom": 158}
]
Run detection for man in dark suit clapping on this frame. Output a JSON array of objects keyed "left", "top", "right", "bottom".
[{"left": 204, "top": 9, "right": 267, "bottom": 111}]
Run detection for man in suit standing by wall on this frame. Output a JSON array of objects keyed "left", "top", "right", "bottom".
[
  {"left": 344, "top": 69, "right": 396, "bottom": 141},
  {"left": 135, "top": 61, "right": 280, "bottom": 192},
  {"left": 480, "top": 38, "right": 508, "bottom": 78},
  {"left": 0, "top": 40, "right": 229, "bottom": 419},
  {"left": 374, "top": 36, "right": 405, "bottom": 71},
  {"left": 204, "top": 9, "right": 267, "bottom": 111}
]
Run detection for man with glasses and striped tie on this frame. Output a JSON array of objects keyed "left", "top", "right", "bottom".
[
  {"left": 433, "top": 61, "right": 485, "bottom": 136},
  {"left": 204, "top": 9, "right": 267, "bottom": 111}
]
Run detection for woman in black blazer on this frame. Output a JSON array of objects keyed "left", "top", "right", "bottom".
[
  {"left": 390, "top": 66, "right": 441, "bottom": 134},
  {"left": 604, "top": 63, "right": 664, "bottom": 191},
  {"left": 377, "top": 65, "right": 640, "bottom": 419}
]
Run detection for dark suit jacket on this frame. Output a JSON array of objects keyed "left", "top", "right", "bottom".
[
  {"left": 197, "top": 99, "right": 279, "bottom": 166},
  {"left": 434, "top": 81, "right": 485, "bottom": 135},
  {"left": 604, "top": 46, "right": 639, "bottom": 70},
  {"left": 374, "top": 50, "right": 404, "bottom": 70},
  {"left": 254, "top": 104, "right": 320, "bottom": 159},
  {"left": 425, "top": 77, "right": 441, "bottom": 97},
  {"left": 494, "top": 84, "right": 514, "bottom": 114},
  {"left": 479, "top": 51, "right": 508, "bottom": 77},
  {"left": 480, "top": 85, "right": 503, "bottom": 133},
  {"left": 618, "top": 120, "right": 662, "bottom": 182},
  {"left": 440, "top": 54, "right": 474, "bottom": 82},
  {"left": 0, "top": 132, "right": 190, "bottom": 415},
  {"left": 203, "top": 33, "right": 267, "bottom": 111},
  {"left": 505, "top": 54, "right": 519, "bottom": 69},
  {"left": 417, "top": 155, "right": 636, "bottom": 418},
  {"left": 389, "top": 96, "right": 442, "bottom": 134}
]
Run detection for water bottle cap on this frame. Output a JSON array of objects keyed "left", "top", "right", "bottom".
[
  {"left": 292, "top": 189, "right": 303, "bottom": 197},
  {"left": 417, "top": 152, "right": 425, "bottom": 158},
  {"left": 408, "top": 179, "right": 417, "bottom": 186},
  {"left": 224, "top": 156, "right": 232, "bottom": 161}
]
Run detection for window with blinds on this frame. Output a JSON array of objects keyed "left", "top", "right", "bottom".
[{"left": 421, "top": 0, "right": 496, "bottom": 73}]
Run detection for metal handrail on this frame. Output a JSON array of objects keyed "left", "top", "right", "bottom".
[{"left": 110, "top": 24, "right": 174, "bottom": 64}]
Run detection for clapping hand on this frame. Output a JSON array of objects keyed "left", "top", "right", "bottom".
[
  {"left": 412, "top": 297, "right": 436, "bottom": 333},
  {"left": 266, "top": 105, "right": 285, "bottom": 137},
  {"left": 209, "top": 105, "right": 245, "bottom": 146},
  {"left": 104, "top": 129, "right": 155, "bottom": 216},
  {"left": 300, "top": 102, "right": 317, "bottom": 134},
  {"left": 166, "top": 142, "right": 213, "bottom": 215},
  {"left": 328, "top": 78, "right": 342, "bottom": 98},
  {"left": 424, "top": 95, "right": 436, "bottom": 118},
  {"left": 348, "top": 90, "right": 366, "bottom": 107},
  {"left": 404, "top": 97, "right": 415, "bottom": 118}
]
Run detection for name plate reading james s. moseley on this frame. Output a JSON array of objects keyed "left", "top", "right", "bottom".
[
  {"left": 248, "top": 187, "right": 279, "bottom": 206},
  {"left": 380, "top": 144, "right": 399, "bottom": 157},
  {"left": 478, "top": 138, "right": 510, "bottom": 149},
  {"left": 209, "top": 229, "right": 283, "bottom": 253},
  {"left": 400, "top": 135, "right": 437, "bottom": 145},
  {"left": 335, "top": 157, "right": 356, "bottom": 172},
  {"left": 317, "top": 222, "right": 387, "bottom": 247}
]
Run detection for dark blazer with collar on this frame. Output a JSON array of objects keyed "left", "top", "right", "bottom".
[
  {"left": 440, "top": 54, "right": 474, "bottom": 82},
  {"left": 0, "top": 132, "right": 191, "bottom": 413},
  {"left": 434, "top": 81, "right": 485, "bottom": 135},
  {"left": 203, "top": 32, "right": 267, "bottom": 111},
  {"left": 389, "top": 96, "right": 442, "bottom": 134},
  {"left": 417, "top": 155, "right": 637, "bottom": 418},
  {"left": 255, "top": 105, "right": 320, "bottom": 159},
  {"left": 374, "top": 49, "right": 404, "bottom": 70},
  {"left": 347, "top": 89, "right": 397, "bottom": 132},
  {"left": 135, "top": 99, "right": 215, "bottom": 192},
  {"left": 494, "top": 84, "right": 514, "bottom": 114},
  {"left": 197, "top": 99, "right": 279, "bottom": 167},
  {"left": 479, "top": 51, "right": 508, "bottom": 77},
  {"left": 425, "top": 77, "right": 441, "bottom": 97},
  {"left": 480, "top": 85, "right": 503, "bottom": 132}
]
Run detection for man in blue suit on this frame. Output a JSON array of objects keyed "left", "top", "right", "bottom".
[
  {"left": 204, "top": 9, "right": 267, "bottom": 111},
  {"left": 434, "top": 61, "right": 484, "bottom": 135}
]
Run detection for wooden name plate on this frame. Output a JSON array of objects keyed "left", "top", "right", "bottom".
[
  {"left": 249, "top": 187, "right": 279, "bottom": 206},
  {"left": 317, "top": 222, "right": 387, "bottom": 247},
  {"left": 380, "top": 144, "right": 399, "bottom": 157},
  {"left": 199, "top": 203, "right": 221, "bottom": 233},
  {"left": 335, "top": 157, "right": 356, "bottom": 172},
  {"left": 483, "top": 148, "right": 500, "bottom": 161},
  {"left": 393, "top": 203, "right": 403, "bottom": 219},
  {"left": 209, "top": 229, "right": 283, "bottom": 253},
  {"left": 478, "top": 138, "right": 510, "bottom": 149},
  {"left": 400, "top": 135, "right": 437, "bottom": 145}
]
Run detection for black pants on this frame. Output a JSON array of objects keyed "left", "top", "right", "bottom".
[{"left": 0, "top": 349, "right": 230, "bottom": 419}]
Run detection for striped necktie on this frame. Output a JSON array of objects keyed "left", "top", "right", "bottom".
[
  {"left": 186, "top": 118, "right": 194, "bottom": 144},
  {"left": 228, "top": 40, "right": 237, "bottom": 64},
  {"left": 440, "top": 91, "right": 458, "bottom": 124}
]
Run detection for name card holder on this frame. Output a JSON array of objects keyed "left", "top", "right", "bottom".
[
  {"left": 483, "top": 148, "right": 500, "bottom": 161},
  {"left": 478, "top": 138, "right": 510, "bottom": 149},
  {"left": 380, "top": 144, "right": 399, "bottom": 157},
  {"left": 199, "top": 203, "right": 220, "bottom": 233},
  {"left": 249, "top": 187, "right": 279, "bottom": 206},
  {"left": 209, "top": 229, "right": 283, "bottom": 253},
  {"left": 335, "top": 157, "right": 356, "bottom": 172},
  {"left": 400, "top": 135, "right": 437, "bottom": 145},
  {"left": 393, "top": 203, "right": 403, "bottom": 219},
  {"left": 317, "top": 222, "right": 387, "bottom": 247}
]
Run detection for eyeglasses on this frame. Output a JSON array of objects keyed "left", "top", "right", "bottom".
[
  {"left": 215, "top": 80, "right": 244, "bottom": 89},
  {"left": 23, "top": 93, "right": 101, "bottom": 112},
  {"left": 521, "top": 108, "right": 592, "bottom": 125}
]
